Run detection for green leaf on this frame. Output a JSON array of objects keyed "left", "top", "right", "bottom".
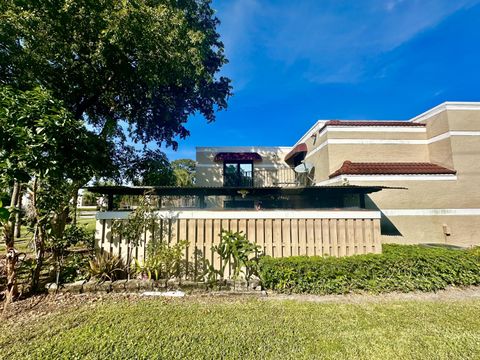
[{"left": 0, "top": 207, "right": 10, "bottom": 222}]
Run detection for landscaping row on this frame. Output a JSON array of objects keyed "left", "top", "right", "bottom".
[
  {"left": 259, "top": 244, "right": 480, "bottom": 294},
  {"left": 48, "top": 242, "right": 480, "bottom": 296}
]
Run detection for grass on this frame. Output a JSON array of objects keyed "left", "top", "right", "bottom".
[
  {"left": 1, "top": 296, "right": 480, "bottom": 359},
  {"left": 76, "top": 217, "right": 96, "bottom": 233},
  {"left": 0, "top": 218, "right": 96, "bottom": 253}
]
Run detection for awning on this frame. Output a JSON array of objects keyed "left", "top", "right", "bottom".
[
  {"left": 214, "top": 152, "right": 262, "bottom": 162},
  {"left": 284, "top": 143, "right": 307, "bottom": 165}
]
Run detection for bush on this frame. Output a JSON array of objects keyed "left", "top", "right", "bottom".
[
  {"left": 133, "top": 240, "right": 189, "bottom": 285},
  {"left": 205, "top": 230, "right": 261, "bottom": 282},
  {"left": 89, "top": 253, "right": 126, "bottom": 282},
  {"left": 63, "top": 225, "right": 95, "bottom": 250},
  {"left": 58, "top": 253, "right": 91, "bottom": 283},
  {"left": 259, "top": 244, "right": 480, "bottom": 294}
]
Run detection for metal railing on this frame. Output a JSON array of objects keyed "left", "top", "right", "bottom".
[{"left": 223, "top": 168, "right": 309, "bottom": 187}]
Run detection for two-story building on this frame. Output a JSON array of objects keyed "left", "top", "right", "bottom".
[{"left": 196, "top": 102, "right": 480, "bottom": 247}]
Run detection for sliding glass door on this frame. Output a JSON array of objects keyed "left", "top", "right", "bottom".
[{"left": 223, "top": 161, "right": 253, "bottom": 187}]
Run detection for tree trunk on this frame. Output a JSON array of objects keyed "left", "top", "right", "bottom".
[
  {"left": 30, "top": 177, "right": 45, "bottom": 293},
  {"left": 4, "top": 181, "right": 21, "bottom": 303},
  {"left": 31, "top": 224, "right": 46, "bottom": 292},
  {"left": 14, "top": 184, "right": 23, "bottom": 238},
  {"left": 72, "top": 189, "right": 78, "bottom": 226}
]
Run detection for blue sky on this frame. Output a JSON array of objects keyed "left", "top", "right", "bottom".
[{"left": 166, "top": 0, "right": 480, "bottom": 160}]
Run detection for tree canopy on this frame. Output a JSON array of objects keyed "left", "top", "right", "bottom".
[
  {"left": 172, "top": 159, "right": 196, "bottom": 186},
  {"left": 0, "top": 86, "right": 113, "bottom": 191},
  {"left": 126, "top": 149, "right": 175, "bottom": 186},
  {"left": 0, "top": 0, "right": 231, "bottom": 149}
]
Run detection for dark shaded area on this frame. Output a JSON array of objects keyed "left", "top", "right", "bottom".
[
  {"left": 364, "top": 195, "right": 402, "bottom": 236},
  {"left": 86, "top": 185, "right": 396, "bottom": 210}
]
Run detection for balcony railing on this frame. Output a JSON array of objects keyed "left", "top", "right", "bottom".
[{"left": 223, "top": 168, "right": 310, "bottom": 188}]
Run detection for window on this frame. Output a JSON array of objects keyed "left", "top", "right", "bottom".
[{"left": 223, "top": 161, "right": 253, "bottom": 187}]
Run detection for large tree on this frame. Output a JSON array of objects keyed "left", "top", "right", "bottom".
[
  {"left": 1, "top": 0, "right": 230, "bottom": 298},
  {"left": 0, "top": 0, "right": 231, "bottom": 148}
]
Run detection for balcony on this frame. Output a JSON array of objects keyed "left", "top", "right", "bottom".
[{"left": 223, "top": 168, "right": 310, "bottom": 188}]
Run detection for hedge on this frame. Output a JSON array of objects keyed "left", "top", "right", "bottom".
[{"left": 259, "top": 244, "right": 480, "bottom": 294}]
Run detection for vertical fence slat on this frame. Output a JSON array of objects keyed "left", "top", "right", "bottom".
[
  {"left": 373, "top": 219, "right": 382, "bottom": 254},
  {"left": 263, "top": 219, "right": 272, "bottom": 257},
  {"left": 195, "top": 219, "right": 204, "bottom": 280},
  {"left": 329, "top": 219, "right": 338, "bottom": 257},
  {"left": 354, "top": 220, "right": 363, "bottom": 254},
  {"left": 239, "top": 219, "right": 247, "bottom": 236},
  {"left": 346, "top": 219, "right": 355, "bottom": 256},
  {"left": 273, "top": 219, "right": 282, "bottom": 257},
  {"left": 363, "top": 219, "right": 373, "bottom": 254},
  {"left": 321, "top": 219, "right": 330, "bottom": 256},
  {"left": 203, "top": 219, "right": 213, "bottom": 274},
  {"left": 178, "top": 219, "right": 188, "bottom": 245},
  {"left": 247, "top": 219, "right": 256, "bottom": 244},
  {"left": 314, "top": 219, "right": 322, "bottom": 256},
  {"left": 184, "top": 219, "right": 195, "bottom": 277},
  {"left": 214, "top": 219, "right": 223, "bottom": 276},
  {"left": 306, "top": 219, "right": 315, "bottom": 256},
  {"left": 282, "top": 219, "right": 298, "bottom": 256},
  {"left": 298, "top": 219, "right": 306, "bottom": 256},
  {"left": 337, "top": 220, "right": 346, "bottom": 257}
]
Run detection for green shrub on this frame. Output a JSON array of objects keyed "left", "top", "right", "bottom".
[
  {"left": 259, "top": 244, "right": 480, "bottom": 294},
  {"left": 89, "top": 253, "right": 126, "bottom": 282},
  {"left": 133, "top": 240, "right": 189, "bottom": 285},
  {"left": 58, "top": 253, "right": 91, "bottom": 283},
  {"left": 205, "top": 230, "right": 261, "bottom": 283},
  {"left": 63, "top": 225, "right": 95, "bottom": 250}
]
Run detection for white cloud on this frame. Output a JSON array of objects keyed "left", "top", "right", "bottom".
[
  {"left": 214, "top": 0, "right": 480, "bottom": 85},
  {"left": 384, "top": 0, "right": 406, "bottom": 12},
  {"left": 215, "top": 0, "right": 262, "bottom": 90}
]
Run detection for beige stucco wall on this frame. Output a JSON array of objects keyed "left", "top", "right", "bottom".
[
  {"left": 195, "top": 146, "right": 293, "bottom": 188},
  {"left": 302, "top": 107, "right": 480, "bottom": 246},
  {"left": 195, "top": 105, "right": 480, "bottom": 247},
  {"left": 381, "top": 215, "right": 480, "bottom": 248},
  {"left": 303, "top": 132, "right": 330, "bottom": 180}
]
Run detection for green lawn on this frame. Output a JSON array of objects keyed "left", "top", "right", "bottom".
[
  {"left": 0, "top": 218, "right": 96, "bottom": 253},
  {"left": 76, "top": 217, "right": 96, "bottom": 233},
  {"left": 2, "top": 296, "right": 480, "bottom": 359}
]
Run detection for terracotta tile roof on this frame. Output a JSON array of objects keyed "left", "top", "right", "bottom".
[
  {"left": 318, "top": 120, "right": 425, "bottom": 133},
  {"left": 329, "top": 161, "right": 456, "bottom": 178}
]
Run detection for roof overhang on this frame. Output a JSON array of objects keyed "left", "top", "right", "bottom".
[{"left": 85, "top": 185, "right": 390, "bottom": 197}]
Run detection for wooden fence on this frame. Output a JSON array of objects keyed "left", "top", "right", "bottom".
[{"left": 95, "top": 210, "right": 382, "bottom": 278}]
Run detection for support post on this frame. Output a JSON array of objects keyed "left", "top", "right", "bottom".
[{"left": 107, "top": 194, "right": 114, "bottom": 211}]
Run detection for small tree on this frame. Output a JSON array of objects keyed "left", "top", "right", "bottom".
[
  {"left": 0, "top": 86, "right": 113, "bottom": 295},
  {"left": 113, "top": 192, "right": 189, "bottom": 286},
  {"left": 207, "top": 230, "right": 261, "bottom": 284}
]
